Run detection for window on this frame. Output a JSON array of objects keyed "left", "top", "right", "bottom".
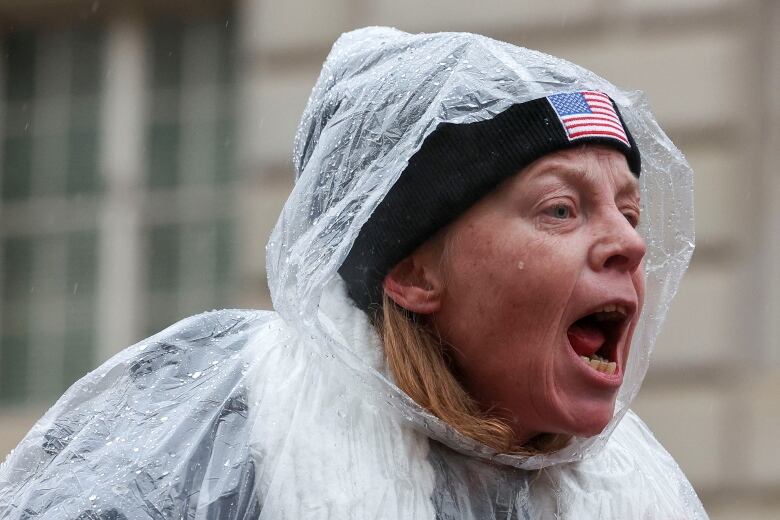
[
  {"left": 0, "top": 27, "right": 103, "bottom": 404},
  {"left": 0, "top": 10, "right": 239, "bottom": 405},
  {"left": 142, "top": 16, "right": 238, "bottom": 336},
  {"left": 0, "top": 231, "right": 98, "bottom": 404}
]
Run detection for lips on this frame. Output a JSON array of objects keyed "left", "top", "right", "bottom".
[{"left": 567, "top": 302, "right": 633, "bottom": 376}]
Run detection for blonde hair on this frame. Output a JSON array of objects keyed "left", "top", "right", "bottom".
[{"left": 374, "top": 292, "right": 567, "bottom": 455}]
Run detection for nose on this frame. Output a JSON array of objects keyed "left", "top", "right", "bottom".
[{"left": 589, "top": 211, "right": 646, "bottom": 274}]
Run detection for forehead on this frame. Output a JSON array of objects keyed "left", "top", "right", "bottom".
[{"left": 523, "top": 146, "right": 639, "bottom": 194}]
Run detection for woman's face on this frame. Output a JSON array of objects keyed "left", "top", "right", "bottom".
[{"left": 386, "top": 146, "right": 646, "bottom": 443}]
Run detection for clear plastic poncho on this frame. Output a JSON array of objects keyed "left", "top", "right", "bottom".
[{"left": 0, "top": 27, "right": 707, "bottom": 519}]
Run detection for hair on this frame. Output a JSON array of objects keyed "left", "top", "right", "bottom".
[{"left": 373, "top": 292, "right": 569, "bottom": 455}]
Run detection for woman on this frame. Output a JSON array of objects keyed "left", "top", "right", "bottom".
[{"left": 0, "top": 27, "right": 706, "bottom": 519}]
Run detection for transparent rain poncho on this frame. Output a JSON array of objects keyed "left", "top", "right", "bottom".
[{"left": 0, "top": 27, "right": 707, "bottom": 519}]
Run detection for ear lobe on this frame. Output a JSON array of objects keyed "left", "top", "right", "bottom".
[{"left": 382, "top": 256, "right": 442, "bottom": 315}]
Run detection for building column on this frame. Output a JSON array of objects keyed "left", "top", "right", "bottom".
[
  {"left": 96, "top": 13, "right": 146, "bottom": 360},
  {"left": 747, "top": 0, "right": 780, "bottom": 364},
  {"left": 761, "top": 0, "right": 780, "bottom": 363},
  {"left": 234, "top": 0, "right": 272, "bottom": 308},
  {"left": 0, "top": 28, "right": 6, "bottom": 376}
]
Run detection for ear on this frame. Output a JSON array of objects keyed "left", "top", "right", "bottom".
[{"left": 382, "top": 254, "right": 443, "bottom": 315}]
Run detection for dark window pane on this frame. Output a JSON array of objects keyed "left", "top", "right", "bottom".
[
  {"left": 63, "top": 300, "right": 94, "bottom": 388},
  {"left": 71, "top": 28, "right": 103, "bottom": 97},
  {"left": 70, "top": 98, "right": 100, "bottom": 129},
  {"left": 38, "top": 30, "right": 71, "bottom": 98},
  {"left": 150, "top": 91, "right": 179, "bottom": 123},
  {"left": 33, "top": 134, "right": 67, "bottom": 197},
  {"left": 4, "top": 103, "right": 33, "bottom": 136},
  {"left": 66, "top": 230, "right": 97, "bottom": 295},
  {"left": 180, "top": 123, "right": 215, "bottom": 185},
  {"left": 215, "top": 218, "right": 233, "bottom": 284},
  {"left": 67, "top": 128, "right": 100, "bottom": 194},
  {"left": 145, "top": 296, "right": 180, "bottom": 337},
  {"left": 214, "top": 117, "right": 234, "bottom": 183},
  {"left": 2, "top": 237, "right": 33, "bottom": 297},
  {"left": 148, "top": 224, "right": 180, "bottom": 292},
  {"left": 63, "top": 231, "right": 98, "bottom": 387},
  {"left": 0, "top": 336, "right": 28, "bottom": 402},
  {"left": 2, "top": 134, "right": 33, "bottom": 200},
  {"left": 148, "top": 123, "right": 179, "bottom": 188},
  {"left": 150, "top": 20, "right": 183, "bottom": 90},
  {"left": 185, "top": 220, "right": 216, "bottom": 275},
  {"left": 218, "top": 26, "right": 235, "bottom": 85},
  {"left": 4, "top": 31, "right": 36, "bottom": 102},
  {"left": 0, "top": 303, "right": 29, "bottom": 402},
  {"left": 32, "top": 235, "right": 65, "bottom": 296}
]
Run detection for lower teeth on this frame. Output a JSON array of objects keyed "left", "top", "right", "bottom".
[{"left": 579, "top": 355, "right": 617, "bottom": 375}]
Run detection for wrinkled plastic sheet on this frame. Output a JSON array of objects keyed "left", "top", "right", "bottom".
[{"left": 1, "top": 311, "right": 265, "bottom": 519}]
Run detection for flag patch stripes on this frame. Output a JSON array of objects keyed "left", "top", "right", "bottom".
[{"left": 547, "top": 91, "right": 630, "bottom": 147}]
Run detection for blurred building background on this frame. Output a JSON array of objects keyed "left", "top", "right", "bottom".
[{"left": 0, "top": 0, "right": 778, "bottom": 518}]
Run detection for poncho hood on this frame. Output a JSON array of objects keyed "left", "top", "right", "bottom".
[
  {"left": 0, "top": 27, "right": 706, "bottom": 520},
  {"left": 269, "top": 26, "right": 695, "bottom": 468}
]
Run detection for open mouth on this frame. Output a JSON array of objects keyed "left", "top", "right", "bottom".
[{"left": 567, "top": 304, "right": 630, "bottom": 376}]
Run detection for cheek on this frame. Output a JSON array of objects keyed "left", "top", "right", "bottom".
[
  {"left": 446, "top": 224, "right": 581, "bottom": 323},
  {"left": 443, "top": 231, "right": 581, "bottom": 364},
  {"left": 634, "top": 261, "right": 647, "bottom": 309}
]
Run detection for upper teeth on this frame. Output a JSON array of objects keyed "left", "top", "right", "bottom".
[{"left": 593, "top": 304, "right": 627, "bottom": 321}]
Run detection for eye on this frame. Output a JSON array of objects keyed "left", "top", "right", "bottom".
[
  {"left": 623, "top": 210, "right": 640, "bottom": 228},
  {"left": 548, "top": 204, "right": 573, "bottom": 219}
]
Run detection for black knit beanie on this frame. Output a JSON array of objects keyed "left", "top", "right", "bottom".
[{"left": 339, "top": 90, "right": 641, "bottom": 313}]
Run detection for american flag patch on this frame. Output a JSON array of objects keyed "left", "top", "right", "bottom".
[{"left": 547, "top": 91, "right": 630, "bottom": 147}]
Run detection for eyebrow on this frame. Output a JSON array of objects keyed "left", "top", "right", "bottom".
[{"left": 617, "top": 175, "right": 640, "bottom": 199}]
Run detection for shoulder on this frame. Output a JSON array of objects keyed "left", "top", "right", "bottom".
[
  {"left": 0, "top": 309, "right": 275, "bottom": 520},
  {"left": 125, "top": 309, "right": 273, "bottom": 384}
]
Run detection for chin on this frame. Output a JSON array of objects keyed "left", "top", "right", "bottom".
[{"left": 560, "top": 399, "right": 617, "bottom": 438}]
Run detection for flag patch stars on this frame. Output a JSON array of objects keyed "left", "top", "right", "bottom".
[{"left": 547, "top": 91, "right": 630, "bottom": 147}]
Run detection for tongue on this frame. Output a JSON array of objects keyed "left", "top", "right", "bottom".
[{"left": 567, "top": 322, "right": 606, "bottom": 357}]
